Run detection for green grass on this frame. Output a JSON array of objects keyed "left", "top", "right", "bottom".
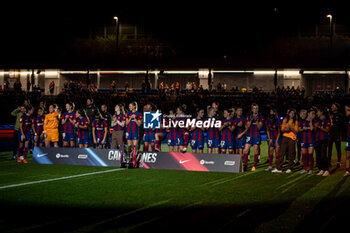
[{"left": 0, "top": 143, "right": 349, "bottom": 233}]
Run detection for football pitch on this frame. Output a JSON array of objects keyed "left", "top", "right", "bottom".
[{"left": 1, "top": 143, "right": 349, "bottom": 233}]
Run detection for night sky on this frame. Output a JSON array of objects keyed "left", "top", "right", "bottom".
[{"left": 0, "top": 2, "right": 349, "bottom": 67}]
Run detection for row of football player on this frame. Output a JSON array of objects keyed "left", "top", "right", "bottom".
[{"left": 16, "top": 101, "right": 350, "bottom": 176}]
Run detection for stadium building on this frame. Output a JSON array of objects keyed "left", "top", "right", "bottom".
[{"left": 1, "top": 68, "right": 349, "bottom": 96}]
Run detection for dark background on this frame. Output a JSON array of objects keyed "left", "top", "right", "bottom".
[{"left": 1, "top": 1, "right": 349, "bottom": 68}]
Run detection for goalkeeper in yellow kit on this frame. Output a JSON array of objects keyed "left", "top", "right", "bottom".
[{"left": 43, "top": 104, "right": 60, "bottom": 147}]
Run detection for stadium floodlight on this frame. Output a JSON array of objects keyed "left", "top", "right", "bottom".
[
  {"left": 327, "top": 14, "right": 333, "bottom": 32},
  {"left": 327, "top": 14, "right": 334, "bottom": 49},
  {"left": 114, "top": 16, "right": 119, "bottom": 50},
  {"left": 327, "top": 14, "right": 332, "bottom": 24}
]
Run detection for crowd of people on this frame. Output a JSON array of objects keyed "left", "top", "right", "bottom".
[
  {"left": 10, "top": 90, "right": 350, "bottom": 176},
  {"left": 158, "top": 81, "right": 205, "bottom": 95}
]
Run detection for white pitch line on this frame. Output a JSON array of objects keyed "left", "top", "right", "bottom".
[{"left": 0, "top": 168, "right": 125, "bottom": 190}]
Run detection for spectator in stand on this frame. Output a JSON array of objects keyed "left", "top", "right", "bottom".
[
  {"left": 164, "top": 83, "right": 169, "bottom": 94},
  {"left": 26, "top": 80, "right": 31, "bottom": 92},
  {"left": 110, "top": 81, "right": 116, "bottom": 94},
  {"left": 170, "top": 83, "right": 175, "bottom": 95},
  {"left": 125, "top": 82, "right": 129, "bottom": 91},
  {"left": 217, "top": 83, "right": 222, "bottom": 92},
  {"left": 222, "top": 82, "right": 227, "bottom": 92},
  {"left": 198, "top": 85, "right": 204, "bottom": 93},
  {"left": 192, "top": 82, "right": 197, "bottom": 91},
  {"left": 63, "top": 80, "right": 69, "bottom": 91},
  {"left": 175, "top": 81, "right": 180, "bottom": 96},
  {"left": 89, "top": 83, "right": 96, "bottom": 94},
  {"left": 14, "top": 79, "right": 22, "bottom": 91},
  {"left": 141, "top": 81, "right": 146, "bottom": 94},
  {"left": 4, "top": 80, "right": 9, "bottom": 91},
  {"left": 78, "top": 81, "right": 84, "bottom": 90},
  {"left": 32, "top": 85, "right": 39, "bottom": 92},
  {"left": 69, "top": 80, "right": 76, "bottom": 94},
  {"left": 49, "top": 81, "right": 55, "bottom": 94},
  {"left": 158, "top": 82, "right": 165, "bottom": 95},
  {"left": 146, "top": 80, "right": 151, "bottom": 93}
]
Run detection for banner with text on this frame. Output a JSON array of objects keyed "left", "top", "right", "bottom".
[
  {"left": 32, "top": 147, "right": 242, "bottom": 173},
  {"left": 32, "top": 147, "right": 121, "bottom": 167},
  {"left": 139, "top": 152, "right": 242, "bottom": 173}
]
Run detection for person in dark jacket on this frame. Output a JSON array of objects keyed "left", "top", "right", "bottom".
[
  {"left": 100, "top": 104, "right": 112, "bottom": 148},
  {"left": 328, "top": 103, "right": 345, "bottom": 168},
  {"left": 85, "top": 98, "right": 99, "bottom": 147}
]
